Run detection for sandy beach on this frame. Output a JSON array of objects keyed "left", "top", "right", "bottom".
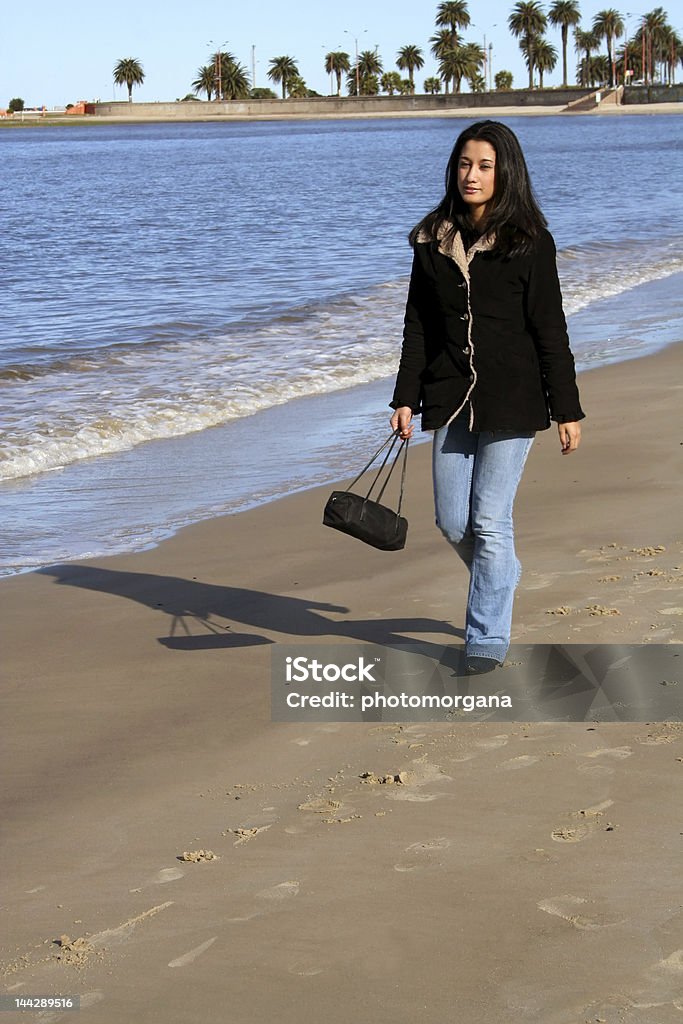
[{"left": 2, "top": 343, "right": 683, "bottom": 1022}]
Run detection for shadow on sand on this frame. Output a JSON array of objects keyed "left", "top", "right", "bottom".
[{"left": 37, "top": 564, "right": 463, "bottom": 666}]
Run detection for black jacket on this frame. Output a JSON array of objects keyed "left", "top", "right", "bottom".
[{"left": 390, "top": 224, "right": 585, "bottom": 432}]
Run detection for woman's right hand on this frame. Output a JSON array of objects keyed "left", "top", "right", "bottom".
[{"left": 390, "top": 406, "right": 415, "bottom": 440}]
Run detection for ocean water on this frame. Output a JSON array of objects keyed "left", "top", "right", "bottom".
[{"left": 1, "top": 116, "right": 682, "bottom": 575}]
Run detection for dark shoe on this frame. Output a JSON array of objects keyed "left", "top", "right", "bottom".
[{"left": 466, "top": 656, "right": 500, "bottom": 675}]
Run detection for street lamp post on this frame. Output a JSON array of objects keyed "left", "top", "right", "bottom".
[
  {"left": 208, "top": 39, "right": 229, "bottom": 101},
  {"left": 344, "top": 28, "right": 367, "bottom": 96},
  {"left": 473, "top": 23, "right": 497, "bottom": 92}
]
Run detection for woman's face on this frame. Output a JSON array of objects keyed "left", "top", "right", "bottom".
[{"left": 457, "top": 140, "right": 497, "bottom": 222}]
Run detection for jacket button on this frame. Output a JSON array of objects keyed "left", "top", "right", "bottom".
[
  {"left": 460, "top": 313, "right": 469, "bottom": 321},
  {"left": 463, "top": 346, "right": 470, "bottom": 354},
  {"left": 458, "top": 281, "right": 467, "bottom": 289},
  {"left": 469, "top": 374, "right": 474, "bottom": 382}
]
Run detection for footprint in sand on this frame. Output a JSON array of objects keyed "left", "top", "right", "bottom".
[
  {"left": 577, "top": 799, "right": 614, "bottom": 815},
  {"left": 394, "top": 837, "right": 451, "bottom": 873},
  {"left": 298, "top": 797, "right": 343, "bottom": 814},
  {"left": 37, "top": 991, "right": 104, "bottom": 1023},
  {"left": 499, "top": 755, "right": 540, "bottom": 770},
  {"left": 80, "top": 993, "right": 105, "bottom": 1008},
  {"left": 168, "top": 936, "right": 217, "bottom": 968},
  {"left": 551, "top": 825, "right": 590, "bottom": 843},
  {"left": 385, "top": 762, "right": 452, "bottom": 804},
  {"left": 551, "top": 800, "right": 615, "bottom": 843},
  {"left": 153, "top": 867, "right": 185, "bottom": 884},
  {"left": 636, "top": 731, "right": 679, "bottom": 745},
  {"left": 229, "top": 881, "right": 301, "bottom": 922},
  {"left": 580, "top": 746, "right": 632, "bottom": 759},
  {"left": 474, "top": 734, "right": 509, "bottom": 750},
  {"left": 256, "top": 880, "right": 300, "bottom": 901},
  {"left": 537, "top": 894, "right": 624, "bottom": 930},
  {"left": 288, "top": 960, "right": 326, "bottom": 976},
  {"left": 523, "top": 572, "right": 558, "bottom": 590},
  {"left": 84, "top": 903, "right": 175, "bottom": 951},
  {"left": 387, "top": 792, "right": 441, "bottom": 803},
  {"left": 576, "top": 762, "right": 615, "bottom": 777},
  {"left": 655, "top": 949, "right": 683, "bottom": 972},
  {"left": 521, "top": 848, "right": 558, "bottom": 864}
]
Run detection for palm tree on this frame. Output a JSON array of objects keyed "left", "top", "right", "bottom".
[
  {"left": 424, "top": 76, "right": 442, "bottom": 93},
  {"left": 381, "top": 71, "right": 403, "bottom": 95},
  {"left": 192, "top": 65, "right": 215, "bottom": 101},
  {"left": 210, "top": 51, "right": 240, "bottom": 100},
  {"left": 288, "top": 76, "right": 308, "bottom": 98},
  {"left": 347, "top": 67, "right": 380, "bottom": 95},
  {"left": 324, "top": 51, "right": 350, "bottom": 96},
  {"left": 222, "top": 60, "right": 251, "bottom": 99},
  {"left": 347, "top": 48, "right": 383, "bottom": 94},
  {"left": 548, "top": 0, "right": 582, "bottom": 86},
  {"left": 574, "top": 28, "right": 600, "bottom": 85},
  {"left": 358, "top": 49, "right": 383, "bottom": 79},
  {"left": 583, "top": 53, "right": 610, "bottom": 85},
  {"left": 574, "top": 27, "right": 600, "bottom": 62},
  {"left": 534, "top": 37, "right": 559, "bottom": 85},
  {"left": 508, "top": 2, "right": 548, "bottom": 88},
  {"left": 345, "top": 50, "right": 381, "bottom": 96},
  {"left": 268, "top": 56, "right": 299, "bottom": 99},
  {"left": 113, "top": 58, "right": 145, "bottom": 102},
  {"left": 519, "top": 34, "right": 541, "bottom": 86},
  {"left": 435, "top": 1, "right": 471, "bottom": 43},
  {"left": 615, "top": 32, "right": 639, "bottom": 85},
  {"left": 439, "top": 46, "right": 478, "bottom": 93},
  {"left": 642, "top": 7, "right": 670, "bottom": 84},
  {"left": 430, "top": 29, "right": 457, "bottom": 92},
  {"left": 662, "top": 26, "right": 682, "bottom": 85},
  {"left": 592, "top": 9, "right": 625, "bottom": 87},
  {"left": 463, "top": 41, "right": 486, "bottom": 72},
  {"left": 396, "top": 45, "right": 425, "bottom": 89}
]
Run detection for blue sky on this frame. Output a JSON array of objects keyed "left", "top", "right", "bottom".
[{"left": 1, "top": 0, "right": 666, "bottom": 108}]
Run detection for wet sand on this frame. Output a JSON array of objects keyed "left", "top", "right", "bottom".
[{"left": 1, "top": 344, "right": 682, "bottom": 1022}]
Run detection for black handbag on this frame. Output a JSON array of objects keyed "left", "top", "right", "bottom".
[{"left": 322, "top": 432, "right": 409, "bottom": 551}]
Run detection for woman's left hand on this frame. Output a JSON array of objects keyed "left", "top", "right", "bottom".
[{"left": 558, "top": 421, "right": 581, "bottom": 454}]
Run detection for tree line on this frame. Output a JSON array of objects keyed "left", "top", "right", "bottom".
[{"left": 112, "top": 2, "right": 682, "bottom": 102}]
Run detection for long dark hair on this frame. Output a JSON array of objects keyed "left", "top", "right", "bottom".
[{"left": 409, "top": 120, "right": 547, "bottom": 258}]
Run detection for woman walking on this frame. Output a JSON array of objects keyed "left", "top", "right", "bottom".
[{"left": 390, "top": 120, "right": 584, "bottom": 674}]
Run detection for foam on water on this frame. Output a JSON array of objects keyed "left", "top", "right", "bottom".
[{"left": 1, "top": 237, "right": 681, "bottom": 483}]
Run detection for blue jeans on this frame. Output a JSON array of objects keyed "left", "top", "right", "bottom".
[{"left": 432, "top": 409, "right": 535, "bottom": 663}]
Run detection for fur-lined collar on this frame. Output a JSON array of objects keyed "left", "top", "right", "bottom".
[{"left": 416, "top": 219, "right": 495, "bottom": 279}]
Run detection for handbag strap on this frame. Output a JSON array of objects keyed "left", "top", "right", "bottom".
[
  {"left": 376, "top": 435, "right": 409, "bottom": 513},
  {"left": 347, "top": 432, "right": 409, "bottom": 513},
  {"left": 347, "top": 432, "right": 398, "bottom": 492}
]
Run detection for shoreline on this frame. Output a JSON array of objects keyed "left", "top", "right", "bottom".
[
  {"left": 2, "top": 341, "right": 682, "bottom": 1019},
  {"left": 2, "top": 320, "right": 682, "bottom": 581},
  {"left": 2, "top": 101, "right": 682, "bottom": 129}
]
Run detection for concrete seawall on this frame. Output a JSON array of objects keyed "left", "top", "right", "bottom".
[{"left": 93, "top": 89, "right": 594, "bottom": 120}]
